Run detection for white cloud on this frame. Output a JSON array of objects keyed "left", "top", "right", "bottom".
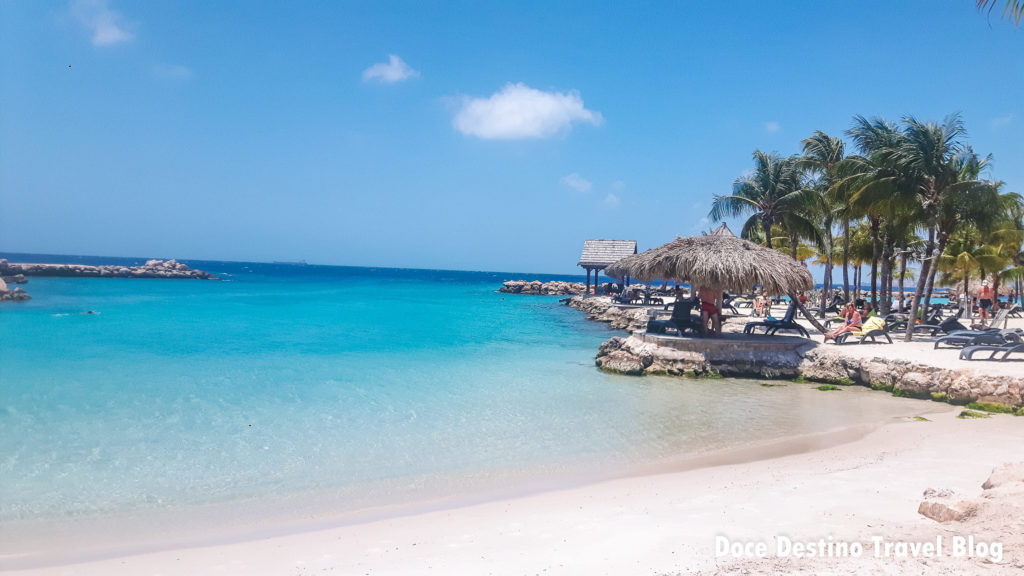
[
  {"left": 603, "top": 193, "right": 620, "bottom": 208},
  {"left": 764, "top": 121, "right": 781, "bottom": 133},
  {"left": 560, "top": 173, "right": 592, "bottom": 193},
  {"left": 991, "top": 113, "right": 1015, "bottom": 130},
  {"left": 71, "top": 0, "right": 135, "bottom": 46},
  {"left": 452, "top": 82, "right": 602, "bottom": 140},
  {"left": 153, "top": 64, "right": 192, "bottom": 80},
  {"left": 362, "top": 55, "right": 419, "bottom": 84},
  {"left": 611, "top": 180, "right": 625, "bottom": 190}
]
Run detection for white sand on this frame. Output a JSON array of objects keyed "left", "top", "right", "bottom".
[
  {"left": 737, "top": 304, "right": 1024, "bottom": 378},
  {"left": 7, "top": 408, "right": 1022, "bottom": 576}
]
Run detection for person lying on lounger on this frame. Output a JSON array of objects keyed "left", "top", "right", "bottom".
[{"left": 824, "top": 302, "right": 861, "bottom": 341}]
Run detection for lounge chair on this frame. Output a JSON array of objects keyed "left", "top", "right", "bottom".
[
  {"left": 721, "top": 294, "right": 742, "bottom": 315},
  {"left": 646, "top": 296, "right": 703, "bottom": 336},
  {"left": 835, "top": 316, "right": 892, "bottom": 344},
  {"left": 970, "top": 308, "right": 1009, "bottom": 330},
  {"left": 807, "top": 294, "right": 845, "bottom": 316},
  {"left": 913, "top": 310, "right": 966, "bottom": 337},
  {"left": 1008, "top": 305, "right": 1022, "bottom": 318},
  {"left": 743, "top": 301, "right": 809, "bottom": 338},
  {"left": 959, "top": 341, "right": 1024, "bottom": 361},
  {"left": 934, "top": 329, "right": 1021, "bottom": 349}
]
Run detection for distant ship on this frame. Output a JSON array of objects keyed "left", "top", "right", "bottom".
[{"left": 272, "top": 260, "right": 308, "bottom": 266}]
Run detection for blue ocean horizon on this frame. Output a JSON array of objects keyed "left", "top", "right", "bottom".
[{"left": 0, "top": 252, "right": 929, "bottom": 565}]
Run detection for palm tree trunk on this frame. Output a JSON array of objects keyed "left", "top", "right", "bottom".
[
  {"left": 842, "top": 219, "right": 850, "bottom": 301},
  {"left": 922, "top": 234, "right": 949, "bottom": 325},
  {"left": 897, "top": 244, "right": 908, "bottom": 313},
  {"left": 869, "top": 217, "right": 880, "bottom": 312},
  {"left": 880, "top": 230, "right": 894, "bottom": 315},
  {"left": 789, "top": 292, "right": 827, "bottom": 334},
  {"left": 904, "top": 220, "right": 937, "bottom": 342},
  {"left": 963, "top": 261, "right": 972, "bottom": 321},
  {"left": 821, "top": 248, "right": 833, "bottom": 319}
]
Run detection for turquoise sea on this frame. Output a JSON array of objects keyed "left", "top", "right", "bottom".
[{"left": 0, "top": 257, "right": 929, "bottom": 566}]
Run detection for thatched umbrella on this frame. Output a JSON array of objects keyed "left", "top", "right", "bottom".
[
  {"left": 606, "top": 235, "right": 812, "bottom": 295},
  {"left": 944, "top": 277, "right": 1013, "bottom": 297},
  {"left": 606, "top": 235, "right": 825, "bottom": 333}
]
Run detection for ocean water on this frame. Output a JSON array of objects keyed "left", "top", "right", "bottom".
[{"left": 0, "top": 259, "right": 930, "bottom": 564}]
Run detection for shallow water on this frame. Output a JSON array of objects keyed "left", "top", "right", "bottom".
[{"left": 0, "top": 261, "right": 933, "bottom": 563}]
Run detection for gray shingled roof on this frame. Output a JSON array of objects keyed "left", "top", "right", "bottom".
[{"left": 578, "top": 239, "right": 637, "bottom": 268}]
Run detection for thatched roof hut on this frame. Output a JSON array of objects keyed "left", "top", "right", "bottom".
[
  {"left": 606, "top": 235, "right": 813, "bottom": 296},
  {"left": 943, "top": 277, "right": 1013, "bottom": 297}
]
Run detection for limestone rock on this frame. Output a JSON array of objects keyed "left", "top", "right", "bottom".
[
  {"left": 499, "top": 280, "right": 587, "bottom": 295},
  {"left": 918, "top": 489, "right": 978, "bottom": 523},
  {"left": 982, "top": 462, "right": 1024, "bottom": 490},
  {"left": 596, "top": 349, "right": 650, "bottom": 375},
  {"left": 0, "top": 287, "right": 31, "bottom": 302},
  {"left": 597, "top": 337, "right": 625, "bottom": 358}
]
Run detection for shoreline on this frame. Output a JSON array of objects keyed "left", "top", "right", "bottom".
[
  {"left": 5, "top": 410, "right": 1021, "bottom": 575},
  {"left": 1, "top": 388, "right": 933, "bottom": 571}
]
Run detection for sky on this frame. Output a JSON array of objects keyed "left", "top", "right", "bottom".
[{"left": 1, "top": 1, "right": 1022, "bottom": 276}]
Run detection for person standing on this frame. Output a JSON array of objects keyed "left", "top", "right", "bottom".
[
  {"left": 697, "top": 286, "right": 721, "bottom": 337},
  {"left": 978, "top": 279, "right": 995, "bottom": 323}
]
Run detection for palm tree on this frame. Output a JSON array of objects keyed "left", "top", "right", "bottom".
[
  {"left": 709, "top": 150, "right": 820, "bottom": 254},
  {"left": 844, "top": 113, "right": 989, "bottom": 341},
  {"left": 937, "top": 225, "right": 1007, "bottom": 320},
  {"left": 842, "top": 117, "right": 909, "bottom": 313},
  {"left": 977, "top": 0, "right": 1023, "bottom": 25},
  {"left": 800, "top": 131, "right": 846, "bottom": 314}
]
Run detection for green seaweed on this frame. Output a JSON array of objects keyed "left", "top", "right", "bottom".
[
  {"left": 912, "top": 416, "right": 931, "bottom": 422},
  {"left": 966, "top": 401, "right": 1018, "bottom": 415},
  {"left": 817, "top": 384, "right": 841, "bottom": 391},
  {"left": 793, "top": 374, "right": 856, "bottom": 386},
  {"left": 930, "top": 392, "right": 950, "bottom": 403},
  {"left": 957, "top": 410, "right": 991, "bottom": 419},
  {"left": 892, "top": 387, "right": 931, "bottom": 400},
  {"left": 870, "top": 382, "right": 894, "bottom": 392}
]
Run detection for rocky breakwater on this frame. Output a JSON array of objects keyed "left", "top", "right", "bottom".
[
  {"left": 2, "top": 259, "right": 219, "bottom": 280},
  {"left": 592, "top": 333, "right": 1022, "bottom": 408},
  {"left": 798, "top": 347, "right": 1023, "bottom": 407},
  {"left": 564, "top": 295, "right": 651, "bottom": 332},
  {"left": 499, "top": 280, "right": 587, "bottom": 295},
  {"left": 595, "top": 333, "right": 811, "bottom": 378}
]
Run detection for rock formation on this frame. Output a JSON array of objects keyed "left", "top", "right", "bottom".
[
  {"left": 2, "top": 259, "right": 218, "bottom": 280},
  {"left": 0, "top": 287, "right": 31, "bottom": 301},
  {"left": 564, "top": 295, "right": 650, "bottom": 331},
  {"left": 499, "top": 280, "right": 587, "bottom": 295}
]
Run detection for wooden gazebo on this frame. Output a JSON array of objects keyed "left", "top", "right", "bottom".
[{"left": 578, "top": 239, "right": 637, "bottom": 293}]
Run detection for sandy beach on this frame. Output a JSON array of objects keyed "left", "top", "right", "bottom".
[{"left": 7, "top": 405, "right": 1021, "bottom": 576}]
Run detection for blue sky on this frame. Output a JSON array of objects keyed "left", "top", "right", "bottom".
[{"left": 1, "top": 1, "right": 1021, "bottom": 275}]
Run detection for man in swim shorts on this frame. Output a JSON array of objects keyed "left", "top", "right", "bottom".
[
  {"left": 697, "top": 286, "right": 721, "bottom": 337},
  {"left": 978, "top": 279, "right": 995, "bottom": 323}
]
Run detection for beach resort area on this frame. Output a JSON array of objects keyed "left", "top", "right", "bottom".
[{"left": 3, "top": 2, "right": 1024, "bottom": 576}]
